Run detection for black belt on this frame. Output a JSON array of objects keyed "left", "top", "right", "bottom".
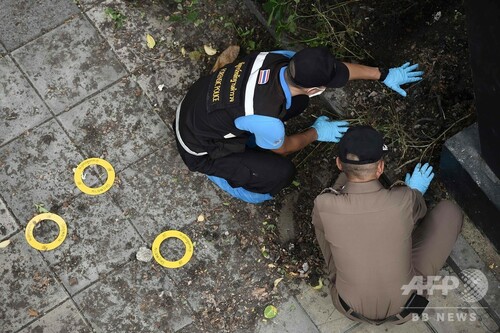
[{"left": 338, "top": 295, "right": 414, "bottom": 325}]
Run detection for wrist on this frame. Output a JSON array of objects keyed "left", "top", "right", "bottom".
[{"left": 378, "top": 67, "right": 389, "bottom": 81}]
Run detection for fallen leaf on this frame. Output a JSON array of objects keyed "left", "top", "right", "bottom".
[
  {"left": 273, "top": 277, "right": 283, "bottom": 290},
  {"left": 292, "top": 180, "right": 300, "bottom": 187},
  {"left": 69, "top": 276, "right": 79, "bottom": 286},
  {"left": 181, "top": 47, "right": 186, "bottom": 56},
  {"left": 260, "top": 246, "right": 270, "bottom": 259},
  {"left": 189, "top": 50, "right": 202, "bottom": 62},
  {"left": 211, "top": 45, "right": 240, "bottom": 73},
  {"left": 34, "top": 203, "right": 49, "bottom": 214},
  {"left": 0, "top": 239, "right": 11, "bottom": 248},
  {"left": 263, "top": 305, "right": 278, "bottom": 319},
  {"left": 203, "top": 44, "right": 217, "bottom": 56},
  {"left": 312, "top": 278, "right": 324, "bottom": 290},
  {"left": 252, "top": 287, "right": 268, "bottom": 300},
  {"left": 146, "top": 34, "right": 156, "bottom": 49},
  {"left": 28, "top": 308, "right": 39, "bottom": 317},
  {"left": 197, "top": 214, "right": 205, "bottom": 222}
]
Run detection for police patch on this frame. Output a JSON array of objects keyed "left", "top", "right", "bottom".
[{"left": 258, "top": 69, "right": 270, "bottom": 85}]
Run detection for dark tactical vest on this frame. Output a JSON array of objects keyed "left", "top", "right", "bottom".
[{"left": 177, "top": 52, "right": 290, "bottom": 159}]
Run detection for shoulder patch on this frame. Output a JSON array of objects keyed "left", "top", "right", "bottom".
[
  {"left": 258, "top": 69, "right": 270, "bottom": 85},
  {"left": 320, "top": 187, "right": 342, "bottom": 195},
  {"left": 389, "top": 180, "right": 408, "bottom": 189}
]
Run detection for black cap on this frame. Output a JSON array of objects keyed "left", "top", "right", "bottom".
[
  {"left": 290, "top": 47, "right": 349, "bottom": 88},
  {"left": 338, "top": 125, "right": 388, "bottom": 165}
]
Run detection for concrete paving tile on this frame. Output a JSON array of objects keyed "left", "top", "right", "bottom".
[
  {"left": 73, "top": 261, "right": 193, "bottom": 333},
  {"left": 0, "top": 56, "right": 53, "bottom": 146},
  {"left": 0, "top": 196, "right": 19, "bottom": 240},
  {"left": 292, "top": 280, "right": 432, "bottom": 333},
  {"left": 58, "top": 78, "right": 168, "bottom": 172},
  {"left": 0, "top": 119, "right": 83, "bottom": 224},
  {"left": 86, "top": 0, "right": 199, "bottom": 120},
  {"left": 0, "top": 0, "right": 80, "bottom": 51},
  {"left": 148, "top": 213, "right": 277, "bottom": 331},
  {"left": 293, "top": 281, "right": 353, "bottom": 332},
  {"left": 86, "top": 0, "right": 176, "bottom": 73},
  {"left": 40, "top": 193, "right": 143, "bottom": 295},
  {"left": 165, "top": 231, "right": 255, "bottom": 312},
  {"left": 255, "top": 297, "right": 320, "bottom": 333},
  {"left": 77, "top": 0, "right": 105, "bottom": 10},
  {"left": 17, "top": 300, "right": 92, "bottom": 333},
  {"left": 109, "top": 144, "right": 223, "bottom": 243},
  {"left": 0, "top": 232, "right": 69, "bottom": 333},
  {"left": 134, "top": 61, "right": 199, "bottom": 122},
  {"left": 12, "top": 15, "right": 126, "bottom": 114},
  {"left": 423, "top": 267, "right": 498, "bottom": 333}
]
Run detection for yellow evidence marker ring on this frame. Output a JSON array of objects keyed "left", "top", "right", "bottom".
[
  {"left": 74, "top": 158, "right": 115, "bottom": 195},
  {"left": 152, "top": 230, "right": 194, "bottom": 268},
  {"left": 25, "top": 213, "right": 68, "bottom": 251}
]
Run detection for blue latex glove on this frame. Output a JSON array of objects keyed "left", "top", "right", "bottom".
[
  {"left": 405, "top": 163, "right": 435, "bottom": 195},
  {"left": 207, "top": 175, "right": 272, "bottom": 204},
  {"left": 311, "top": 116, "right": 349, "bottom": 143},
  {"left": 383, "top": 62, "right": 424, "bottom": 97}
]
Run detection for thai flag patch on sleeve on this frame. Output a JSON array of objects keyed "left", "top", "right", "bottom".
[{"left": 258, "top": 69, "right": 270, "bottom": 85}]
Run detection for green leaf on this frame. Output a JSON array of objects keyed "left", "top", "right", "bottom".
[
  {"left": 186, "top": 10, "right": 199, "bottom": 22},
  {"left": 292, "top": 180, "right": 300, "bottom": 187},
  {"left": 264, "top": 305, "right": 278, "bottom": 319},
  {"left": 169, "top": 14, "right": 183, "bottom": 22},
  {"left": 34, "top": 203, "right": 49, "bottom": 214}
]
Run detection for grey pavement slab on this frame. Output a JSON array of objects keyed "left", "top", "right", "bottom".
[
  {"left": 12, "top": 15, "right": 126, "bottom": 114},
  {"left": 77, "top": 0, "right": 105, "bottom": 10},
  {"left": 86, "top": 0, "right": 176, "bottom": 73},
  {"left": 109, "top": 144, "right": 223, "bottom": 243},
  {"left": 0, "top": 232, "right": 69, "bottom": 333},
  {"left": 86, "top": 0, "right": 202, "bottom": 118},
  {"left": 293, "top": 281, "right": 431, "bottom": 333},
  {"left": 424, "top": 267, "right": 499, "bottom": 333},
  {"left": 40, "top": 193, "right": 143, "bottom": 295},
  {"left": 73, "top": 260, "right": 193, "bottom": 333},
  {"left": 161, "top": 217, "right": 275, "bottom": 332},
  {"left": 17, "top": 300, "right": 92, "bottom": 333},
  {"left": 0, "top": 56, "right": 53, "bottom": 146},
  {"left": 134, "top": 60, "right": 199, "bottom": 122},
  {"left": 0, "top": 119, "right": 83, "bottom": 223},
  {"left": 58, "top": 78, "right": 169, "bottom": 172},
  {"left": 0, "top": 0, "right": 80, "bottom": 51},
  {"left": 256, "top": 296, "right": 320, "bottom": 333},
  {"left": 0, "top": 196, "right": 19, "bottom": 240},
  {"left": 162, "top": 214, "right": 266, "bottom": 312},
  {"left": 450, "top": 235, "right": 500, "bottom": 324}
]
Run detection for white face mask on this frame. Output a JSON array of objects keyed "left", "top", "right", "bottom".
[{"left": 308, "top": 87, "right": 326, "bottom": 97}]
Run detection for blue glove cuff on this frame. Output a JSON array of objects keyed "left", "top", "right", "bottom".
[{"left": 207, "top": 175, "right": 272, "bottom": 204}]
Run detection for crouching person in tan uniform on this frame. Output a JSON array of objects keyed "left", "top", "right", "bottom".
[{"left": 312, "top": 125, "right": 463, "bottom": 325}]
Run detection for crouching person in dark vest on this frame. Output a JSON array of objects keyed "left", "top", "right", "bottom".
[
  {"left": 174, "top": 47, "right": 423, "bottom": 203},
  {"left": 312, "top": 125, "right": 463, "bottom": 324}
]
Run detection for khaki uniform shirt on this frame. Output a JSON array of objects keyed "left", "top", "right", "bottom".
[{"left": 312, "top": 175, "right": 427, "bottom": 320}]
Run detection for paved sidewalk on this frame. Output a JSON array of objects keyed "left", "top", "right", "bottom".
[{"left": 0, "top": 1, "right": 498, "bottom": 332}]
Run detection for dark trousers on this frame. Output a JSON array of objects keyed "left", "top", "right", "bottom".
[{"left": 174, "top": 137, "right": 295, "bottom": 195}]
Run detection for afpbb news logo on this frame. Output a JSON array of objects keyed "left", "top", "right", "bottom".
[{"left": 401, "top": 269, "right": 488, "bottom": 322}]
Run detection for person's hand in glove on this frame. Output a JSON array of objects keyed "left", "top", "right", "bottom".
[
  {"left": 383, "top": 62, "right": 423, "bottom": 97},
  {"left": 405, "top": 162, "right": 435, "bottom": 195},
  {"left": 311, "top": 116, "right": 349, "bottom": 143}
]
